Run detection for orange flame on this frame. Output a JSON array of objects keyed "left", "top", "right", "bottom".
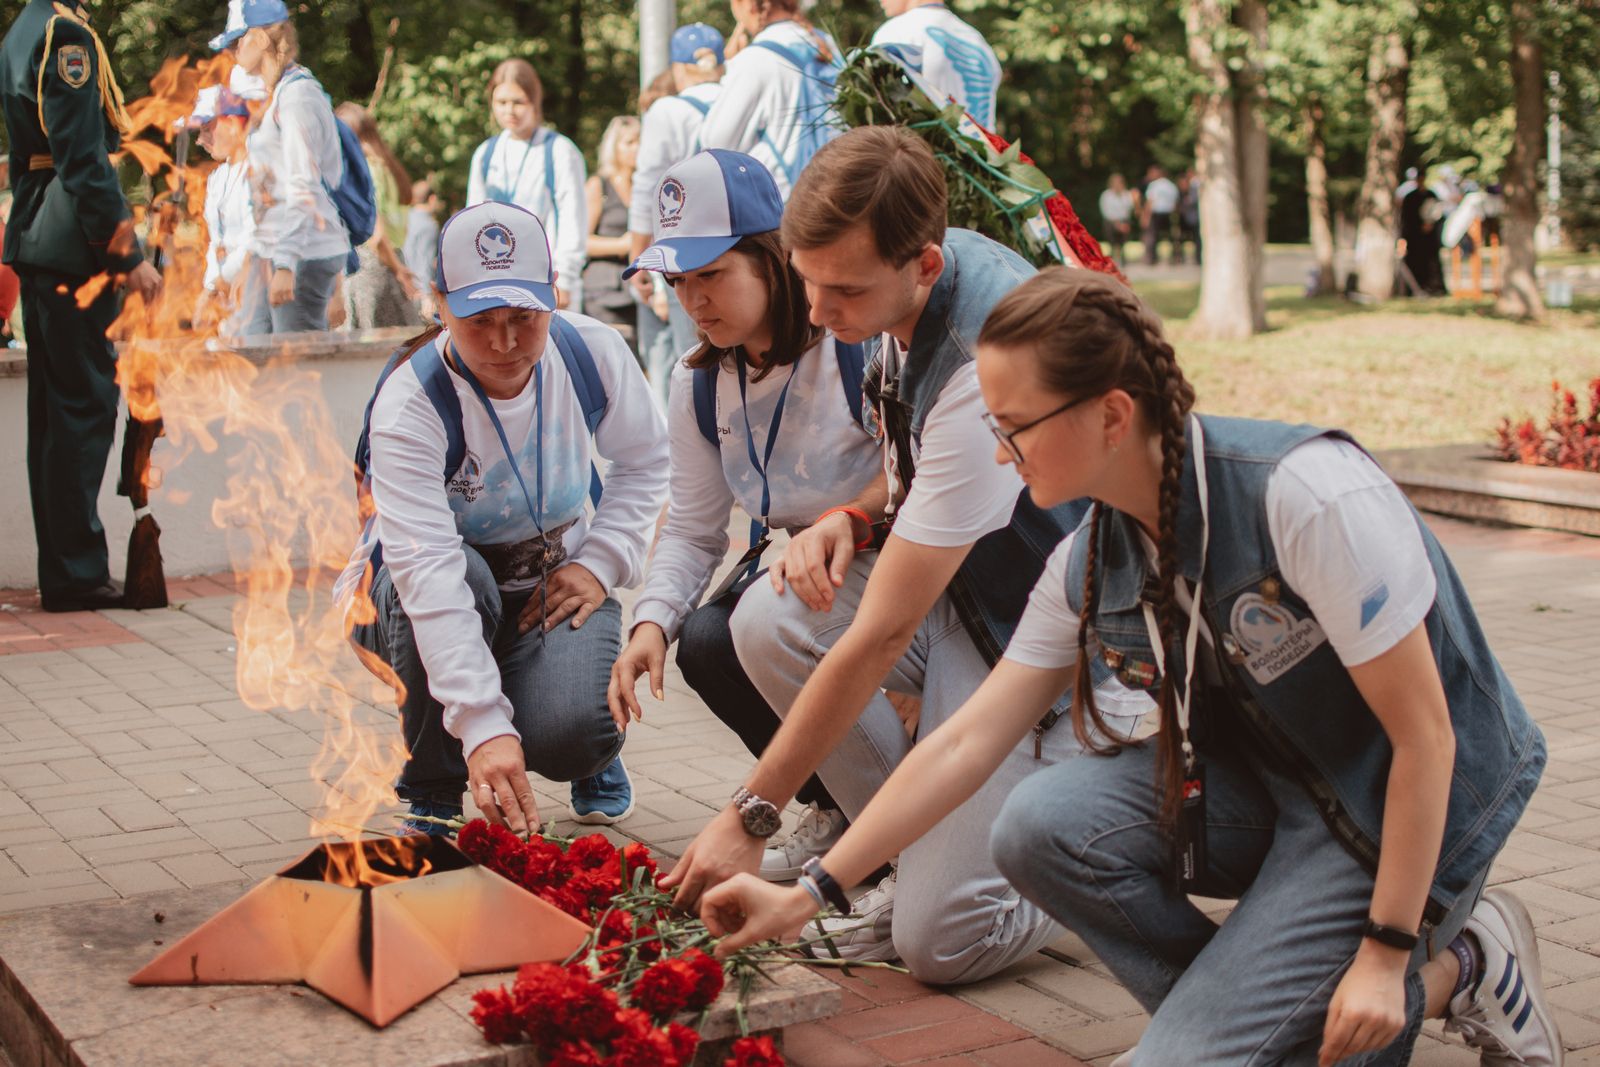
[{"left": 117, "top": 57, "right": 411, "bottom": 887}]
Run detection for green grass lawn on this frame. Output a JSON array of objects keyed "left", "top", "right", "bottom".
[{"left": 1132, "top": 281, "right": 1600, "bottom": 450}]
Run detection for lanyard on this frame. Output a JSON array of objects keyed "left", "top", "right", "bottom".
[
  {"left": 489, "top": 131, "right": 540, "bottom": 205},
  {"left": 735, "top": 355, "right": 797, "bottom": 538},
  {"left": 1138, "top": 414, "right": 1209, "bottom": 773}
]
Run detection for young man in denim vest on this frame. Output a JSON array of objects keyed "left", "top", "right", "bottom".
[{"left": 660, "top": 126, "right": 1147, "bottom": 983}]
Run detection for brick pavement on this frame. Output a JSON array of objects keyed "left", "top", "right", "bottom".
[{"left": 1, "top": 515, "right": 1598, "bottom": 1065}]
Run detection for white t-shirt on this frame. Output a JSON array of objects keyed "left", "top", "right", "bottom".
[
  {"left": 1144, "top": 177, "right": 1180, "bottom": 215},
  {"left": 871, "top": 5, "right": 1003, "bottom": 128},
  {"left": 889, "top": 361, "right": 1024, "bottom": 548},
  {"left": 1099, "top": 188, "right": 1135, "bottom": 225},
  {"left": 202, "top": 158, "right": 254, "bottom": 291},
  {"left": 467, "top": 128, "right": 589, "bottom": 311},
  {"left": 630, "top": 83, "right": 722, "bottom": 237},
  {"left": 247, "top": 68, "right": 350, "bottom": 269},
  {"left": 334, "top": 315, "right": 669, "bottom": 758},
  {"left": 632, "top": 338, "right": 882, "bottom": 641},
  {"left": 697, "top": 20, "right": 841, "bottom": 200},
  {"left": 1006, "top": 437, "right": 1437, "bottom": 674}
]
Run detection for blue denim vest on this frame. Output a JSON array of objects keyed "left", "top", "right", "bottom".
[
  {"left": 1064, "top": 415, "right": 1545, "bottom": 924},
  {"left": 871, "top": 229, "right": 1098, "bottom": 692}
]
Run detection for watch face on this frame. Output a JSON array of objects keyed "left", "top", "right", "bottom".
[{"left": 742, "top": 801, "right": 782, "bottom": 838}]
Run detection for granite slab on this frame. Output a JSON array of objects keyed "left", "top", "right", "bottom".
[
  {"left": 0, "top": 328, "right": 418, "bottom": 380},
  {"left": 0, "top": 883, "right": 837, "bottom": 1067},
  {"left": 1377, "top": 444, "right": 1600, "bottom": 536}
]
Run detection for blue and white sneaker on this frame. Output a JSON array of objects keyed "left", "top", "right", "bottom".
[
  {"left": 570, "top": 756, "right": 635, "bottom": 825},
  {"left": 402, "top": 797, "right": 463, "bottom": 837},
  {"left": 1446, "top": 887, "right": 1563, "bottom": 1065}
]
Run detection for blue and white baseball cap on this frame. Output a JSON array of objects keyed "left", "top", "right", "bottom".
[
  {"left": 671, "top": 23, "right": 726, "bottom": 66},
  {"left": 623, "top": 150, "right": 783, "bottom": 279},
  {"left": 209, "top": 0, "right": 290, "bottom": 51},
  {"left": 435, "top": 202, "right": 557, "bottom": 317},
  {"left": 185, "top": 86, "right": 251, "bottom": 128}
]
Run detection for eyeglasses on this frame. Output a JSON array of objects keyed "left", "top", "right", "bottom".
[{"left": 982, "top": 395, "right": 1092, "bottom": 464}]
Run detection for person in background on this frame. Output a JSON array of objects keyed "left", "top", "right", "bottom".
[
  {"left": 467, "top": 59, "right": 587, "bottom": 314},
  {"left": 1140, "top": 164, "right": 1179, "bottom": 267},
  {"left": 192, "top": 86, "right": 256, "bottom": 336},
  {"left": 1098, "top": 172, "right": 1136, "bottom": 267},
  {"left": 630, "top": 24, "right": 726, "bottom": 395},
  {"left": 870, "top": 0, "right": 1003, "bottom": 130},
  {"left": 336, "top": 102, "right": 420, "bottom": 330},
  {"left": 219, "top": 0, "right": 350, "bottom": 334},
  {"left": 1176, "top": 167, "right": 1201, "bottom": 266},
  {"left": 583, "top": 116, "right": 640, "bottom": 351},
  {"left": 403, "top": 178, "right": 442, "bottom": 320},
  {"left": 2, "top": 0, "right": 162, "bottom": 611},
  {"left": 697, "top": 0, "right": 842, "bottom": 201}
]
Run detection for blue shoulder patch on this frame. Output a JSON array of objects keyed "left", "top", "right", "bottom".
[{"left": 1359, "top": 582, "right": 1390, "bottom": 630}]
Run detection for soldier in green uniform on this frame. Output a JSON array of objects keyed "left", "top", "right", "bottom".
[{"left": 1, "top": 0, "right": 161, "bottom": 611}]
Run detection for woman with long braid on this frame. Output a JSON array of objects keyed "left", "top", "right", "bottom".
[{"left": 703, "top": 268, "right": 1558, "bottom": 1066}]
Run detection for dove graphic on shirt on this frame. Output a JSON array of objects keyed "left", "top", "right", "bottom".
[{"left": 926, "top": 27, "right": 998, "bottom": 128}]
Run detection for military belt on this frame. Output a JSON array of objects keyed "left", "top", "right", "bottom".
[{"left": 28, "top": 154, "right": 54, "bottom": 171}]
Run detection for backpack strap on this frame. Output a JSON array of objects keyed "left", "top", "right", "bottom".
[
  {"left": 543, "top": 131, "right": 558, "bottom": 230},
  {"left": 834, "top": 340, "right": 866, "bottom": 428},
  {"left": 549, "top": 314, "right": 607, "bottom": 506},
  {"left": 409, "top": 340, "right": 468, "bottom": 484},
  {"left": 692, "top": 364, "right": 719, "bottom": 447},
  {"left": 354, "top": 325, "right": 448, "bottom": 484},
  {"left": 478, "top": 133, "right": 499, "bottom": 188},
  {"left": 680, "top": 94, "right": 711, "bottom": 117}
]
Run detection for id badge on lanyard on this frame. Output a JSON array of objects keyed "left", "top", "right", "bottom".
[{"left": 1139, "top": 414, "right": 1210, "bottom": 893}]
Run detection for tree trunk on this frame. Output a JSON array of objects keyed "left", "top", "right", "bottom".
[
  {"left": 1187, "top": 0, "right": 1266, "bottom": 339},
  {"left": 1306, "top": 98, "right": 1339, "bottom": 295},
  {"left": 1235, "top": 0, "right": 1270, "bottom": 329},
  {"left": 1497, "top": 0, "right": 1546, "bottom": 319},
  {"left": 1355, "top": 30, "right": 1409, "bottom": 300}
]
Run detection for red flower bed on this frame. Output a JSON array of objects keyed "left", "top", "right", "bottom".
[{"left": 1493, "top": 378, "right": 1600, "bottom": 473}]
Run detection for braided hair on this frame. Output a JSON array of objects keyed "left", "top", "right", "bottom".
[{"left": 979, "top": 268, "right": 1197, "bottom": 821}]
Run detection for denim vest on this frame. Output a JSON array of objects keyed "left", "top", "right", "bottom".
[
  {"left": 869, "top": 229, "right": 1099, "bottom": 697},
  {"left": 1064, "top": 415, "right": 1545, "bottom": 924}
]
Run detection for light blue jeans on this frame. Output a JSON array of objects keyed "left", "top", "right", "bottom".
[
  {"left": 352, "top": 546, "right": 624, "bottom": 802},
  {"left": 991, "top": 734, "right": 1486, "bottom": 1066},
  {"left": 236, "top": 253, "right": 346, "bottom": 335},
  {"left": 730, "top": 555, "right": 1142, "bottom": 985}
]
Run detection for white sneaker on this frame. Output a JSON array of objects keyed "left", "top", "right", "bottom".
[
  {"left": 1445, "top": 888, "right": 1563, "bottom": 1066},
  {"left": 803, "top": 869, "right": 898, "bottom": 964},
  {"left": 759, "top": 804, "right": 845, "bottom": 882}
]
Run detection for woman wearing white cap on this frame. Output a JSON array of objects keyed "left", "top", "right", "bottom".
[
  {"left": 190, "top": 87, "right": 255, "bottom": 337},
  {"left": 340, "top": 202, "right": 668, "bottom": 836},
  {"left": 697, "top": 0, "right": 843, "bottom": 201},
  {"left": 610, "top": 149, "right": 886, "bottom": 883},
  {"left": 467, "top": 59, "right": 588, "bottom": 315},
  {"left": 215, "top": 0, "right": 350, "bottom": 333}
]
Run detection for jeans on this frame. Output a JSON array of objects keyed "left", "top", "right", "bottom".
[
  {"left": 237, "top": 253, "right": 346, "bottom": 334},
  {"left": 352, "top": 547, "right": 624, "bottom": 801},
  {"left": 991, "top": 737, "right": 1486, "bottom": 1066},
  {"left": 730, "top": 555, "right": 1132, "bottom": 985},
  {"left": 675, "top": 574, "right": 835, "bottom": 811}
]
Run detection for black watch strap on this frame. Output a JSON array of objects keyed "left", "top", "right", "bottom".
[
  {"left": 801, "top": 857, "right": 851, "bottom": 916},
  {"left": 1362, "top": 918, "right": 1419, "bottom": 952}
]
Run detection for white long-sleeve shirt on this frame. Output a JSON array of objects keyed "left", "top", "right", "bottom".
[
  {"left": 631, "top": 338, "right": 881, "bottom": 642},
  {"left": 201, "top": 158, "right": 254, "bottom": 291},
  {"left": 246, "top": 67, "right": 350, "bottom": 270},
  {"left": 696, "top": 20, "right": 841, "bottom": 200},
  {"left": 467, "top": 128, "right": 589, "bottom": 312},
  {"left": 630, "top": 82, "right": 722, "bottom": 236},
  {"left": 336, "top": 314, "right": 668, "bottom": 758},
  {"left": 871, "top": 6, "right": 1003, "bottom": 129}
]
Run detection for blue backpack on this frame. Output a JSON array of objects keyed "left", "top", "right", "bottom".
[
  {"left": 276, "top": 69, "right": 377, "bottom": 273},
  {"left": 353, "top": 318, "right": 608, "bottom": 569},
  {"left": 691, "top": 339, "right": 868, "bottom": 446},
  {"left": 749, "top": 38, "right": 843, "bottom": 187}
]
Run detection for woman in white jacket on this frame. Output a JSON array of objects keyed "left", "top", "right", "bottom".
[
  {"left": 223, "top": 2, "right": 350, "bottom": 333},
  {"left": 467, "top": 60, "right": 588, "bottom": 314}
]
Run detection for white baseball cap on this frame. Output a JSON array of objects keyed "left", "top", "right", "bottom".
[
  {"left": 623, "top": 150, "right": 784, "bottom": 279},
  {"left": 435, "top": 202, "right": 557, "bottom": 317}
]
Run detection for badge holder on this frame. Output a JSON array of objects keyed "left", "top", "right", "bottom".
[
  {"left": 1139, "top": 415, "right": 1210, "bottom": 894},
  {"left": 704, "top": 532, "right": 772, "bottom": 604}
]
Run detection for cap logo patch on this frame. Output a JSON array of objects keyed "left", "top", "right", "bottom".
[
  {"left": 475, "top": 223, "right": 516, "bottom": 269},
  {"left": 658, "top": 177, "right": 687, "bottom": 230}
]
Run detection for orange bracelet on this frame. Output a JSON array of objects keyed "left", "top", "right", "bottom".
[{"left": 818, "top": 506, "right": 875, "bottom": 551}]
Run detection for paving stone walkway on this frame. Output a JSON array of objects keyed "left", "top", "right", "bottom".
[{"left": 1, "top": 515, "right": 1598, "bottom": 1065}]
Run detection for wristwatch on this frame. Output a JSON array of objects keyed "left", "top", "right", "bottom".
[
  {"left": 1362, "top": 918, "right": 1419, "bottom": 952},
  {"left": 731, "top": 786, "right": 782, "bottom": 839}
]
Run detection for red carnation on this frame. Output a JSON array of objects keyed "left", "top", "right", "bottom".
[
  {"left": 606, "top": 1007, "right": 681, "bottom": 1066},
  {"left": 666, "top": 1022, "right": 701, "bottom": 1064},
  {"left": 724, "top": 1034, "right": 785, "bottom": 1066},
  {"left": 455, "top": 818, "right": 491, "bottom": 861},
  {"left": 468, "top": 985, "right": 522, "bottom": 1044},
  {"left": 681, "top": 949, "right": 725, "bottom": 1011},
  {"left": 545, "top": 1040, "right": 606, "bottom": 1067},
  {"left": 631, "top": 957, "right": 699, "bottom": 1021},
  {"left": 569, "top": 833, "right": 618, "bottom": 870},
  {"left": 620, "top": 842, "right": 658, "bottom": 886},
  {"left": 510, "top": 963, "right": 622, "bottom": 1051}
]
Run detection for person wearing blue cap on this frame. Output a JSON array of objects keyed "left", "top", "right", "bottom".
[
  {"left": 192, "top": 87, "right": 256, "bottom": 336},
  {"left": 628, "top": 23, "right": 725, "bottom": 376},
  {"left": 610, "top": 149, "right": 884, "bottom": 885},
  {"left": 338, "top": 202, "right": 668, "bottom": 837},
  {"left": 218, "top": 0, "right": 351, "bottom": 334},
  {"left": 697, "top": 0, "right": 843, "bottom": 201}
]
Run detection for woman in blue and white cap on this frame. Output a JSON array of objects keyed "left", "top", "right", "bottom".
[
  {"left": 339, "top": 202, "right": 667, "bottom": 836},
  {"left": 609, "top": 150, "right": 884, "bottom": 883},
  {"left": 213, "top": 0, "right": 349, "bottom": 334}
]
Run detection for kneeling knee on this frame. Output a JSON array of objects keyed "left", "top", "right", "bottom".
[{"left": 990, "top": 774, "right": 1063, "bottom": 891}]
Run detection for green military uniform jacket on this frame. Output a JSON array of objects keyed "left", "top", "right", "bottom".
[{"left": 0, "top": 0, "right": 142, "bottom": 277}]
